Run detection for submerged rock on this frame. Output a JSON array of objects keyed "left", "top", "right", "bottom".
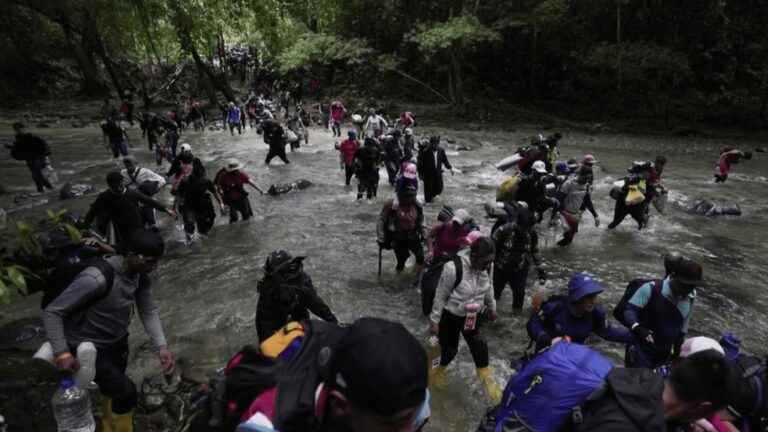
[
  {"left": 267, "top": 179, "right": 312, "bottom": 196},
  {"left": 59, "top": 182, "right": 94, "bottom": 200},
  {"left": 686, "top": 199, "right": 741, "bottom": 217}
]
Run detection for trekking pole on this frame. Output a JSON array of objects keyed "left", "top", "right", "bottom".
[{"left": 378, "top": 245, "right": 383, "bottom": 277}]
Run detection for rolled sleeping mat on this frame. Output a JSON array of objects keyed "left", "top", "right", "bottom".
[
  {"left": 495, "top": 153, "right": 524, "bottom": 171},
  {"left": 609, "top": 180, "right": 625, "bottom": 201}
]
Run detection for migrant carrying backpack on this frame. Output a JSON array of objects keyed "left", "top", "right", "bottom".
[
  {"left": 420, "top": 255, "right": 463, "bottom": 317},
  {"left": 612, "top": 278, "right": 661, "bottom": 328},
  {"left": 477, "top": 342, "right": 613, "bottom": 432},
  {"left": 40, "top": 258, "right": 116, "bottom": 310},
  {"left": 729, "top": 354, "right": 768, "bottom": 431}
]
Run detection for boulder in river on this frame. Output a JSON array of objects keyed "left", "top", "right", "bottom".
[
  {"left": 59, "top": 182, "right": 94, "bottom": 200},
  {"left": 686, "top": 199, "right": 741, "bottom": 217},
  {"left": 268, "top": 179, "right": 312, "bottom": 196}
]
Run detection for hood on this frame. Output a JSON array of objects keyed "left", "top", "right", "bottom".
[{"left": 605, "top": 368, "right": 666, "bottom": 431}]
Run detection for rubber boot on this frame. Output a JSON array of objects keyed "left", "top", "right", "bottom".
[
  {"left": 100, "top": 397, "right": 114, "bottom": 432},
  {"left": 476, "top": 367, "right": 502, "bottom": 404},
  {"left": 430, "top": 365, "right": 447, "bottom": 388},
  {"left": 113, "top": 410, "right": 134, "bottom": 432}
]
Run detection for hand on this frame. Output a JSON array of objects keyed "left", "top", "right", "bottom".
[
  {"left": 167, "top": 208, "right": 178, "bottom": 219},
  {"left": 551, "top": 336, "right": 565, "bottom": 346},
  {"left": 55, "top": 353, "right": 80, "bottom": 373},
  {"left": 594, "top": 217, "right": 601, "bottom": 227},
  {"left": 429, "top": 321, "right": 439, "bottom": 335},
  {"left": 631, "top": 325, "right": 655, "bottom": 345},
  {"left": 487, "top": 310, "right": 498, "bottom": 322},
  {"left": 158, "top": 347, "right": 175, "bottom": 374},
  {"left": 450, "top": 168, "right": 455, "bottom": 176}
]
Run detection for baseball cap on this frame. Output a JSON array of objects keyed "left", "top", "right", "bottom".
[
  {"left": 329, "top": 318, "right": 427, "bottom": 416},
  {"left": 121, "top": 229, "right": 165, "bottom": 257},
  {"left": 180, "top": 143, "right": 192, "bottom": 153},
  {"left": 531, "top": 160, "right": 547, "bottom": 173},
  {"left": 680, "top": 336, "right": 724, "bottom": 358},
  {"left": 673, "top": 259, "right": 704, "bottom": 286},
  {"left": 582, "top": 154, "right": 597, "bottom": 165},
  {"left": 452, "top": 209, "right": 470, "bottom": 225}
]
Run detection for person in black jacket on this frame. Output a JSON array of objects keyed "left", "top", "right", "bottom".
[
  {"left": 255, "top": 250, "right": 338, "bottom": 341},
  {"left": 354, "top": 137, "right": 383, "bottom": 200},
  {"left": 175, "top": 164, "right": 224, "bottom": 242},
  {"left": 6, "top": 122, "right": 54, "bottom": 192},
  {"left": 81, "top": 172, "right": 176, "bottom": 243},
  {"left": 262, "top": 119, "right": 290, "bottom": 165},
  {"left": 417, "top": 136, "right": 453, "bottom": 203},
  {"left": 570, "top": 350, "right": 736, "bottom": 432}
]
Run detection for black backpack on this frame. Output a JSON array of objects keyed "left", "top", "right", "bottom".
[
  {"left": 40, "top": 258, "right": 116, "bottom": 310},
  {"left": 612, "top": 278, "right": 661, "bottom": 328},
  {"left": 730, "top": 354, "right": 768, "bottom": 430},
  {"left": 420, "top": 255, "right": 463, "bottom": 317}
]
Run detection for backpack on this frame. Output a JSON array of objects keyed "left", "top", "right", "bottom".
[
  {"left": 40, "top": 258, "right": 116, "bottom": 310},
  {"left": 612, "top": 278, "right": 661, "bottom": 328},
  {"left": 420, "top": 256, "right": 463, "bottom": 317},
  {"left": 524, "top": 295, "right": 570, "bottom": 343},
  {"left": 197, "top": 320, "right": 346, "bottom": 432},
  {"left": 479, "top": 342, "right": 613, "bottom": 432},
  {"left": 730, "top": 354, "right": 768, "bottom": 430}
]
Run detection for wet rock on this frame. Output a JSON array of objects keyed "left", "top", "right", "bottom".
[
  {"left": 35, "top": 122, "right": 50, "bottom": 128},
  {"left": 267, "top": 179, "right": 312, "bottom": 196},
  {"left": 755, "top": 147, "right": 766, "bottom": 153},
  {"left": 446, "top": 138, "right": 456, "bottom": 144},
  {"left": 456, "top": 145, "right": 473, "bottom": 151},
  {"left": 59, "top": 182, "right": 94, "bottom": 200}
]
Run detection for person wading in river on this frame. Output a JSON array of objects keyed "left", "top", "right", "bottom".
[
  {"left": 429, "top": 236, "right": 502, "bottom": 403},
  {"left": 120, "top": 156, "right": 166, "bottom": 230},
  {"left": 417, "top": 136, "right": 453, "bottom": 204},
  {"left": 262, "top": 119, "right": 290, "bottom": 165},
  {"left": 42, "top": 229, "right": 175, "bottom": 432},
  {"left": 6, "top": 122, "right": 54, "bottom": 193},
  {"left": 255, "top": 250, "right": 338, "bottom": 342},
  {"left": 377, "top": 185, "right": 425, "bottom": 274},
  {"left": 214, "top": 158, "right": 263, "bottom": 223}
]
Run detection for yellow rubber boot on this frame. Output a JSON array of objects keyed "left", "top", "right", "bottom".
[
  {"left": 476, "top": 367, "right": 502, "bottom": 404},
  {"left": 100, "top": 397, "right": 114, "bottom": 432},
  {"left": 429, "top": 365, "right": 447, "bottom": 388},
  {"left": 113, "top": 410, "right": 134, "bottom": 432}
]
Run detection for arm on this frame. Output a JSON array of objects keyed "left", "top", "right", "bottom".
[
  {"left": 441, "top": 150, "right": 453, "bottom": 170},
  {"left": 429, "top": 261, "right": 457, "bottom": 324},
  {"left": 581, "top": 193, "right": 598, "bottom": 219},
  {"left": 81, "top": 195, "right": 106, "bottom": 228},
  {"left": 248, "top": 180, "right": 265, "bottom": 194},
  {"left": 128, "top": 190, "right": 171, "bottom": 214},
  {"left": 41, "top": 268, "right": 107, "bottom": 355},
  {"left": 134, "top": 278, "right": 168, "bottom": 351},
  {"left": 207, "top": 181, "right": 224, "bottom": 208},
  {"left": 301, "top": 276, "right": 338, "bottom": 323},
  {"left": 593, "top": 308, "right": 633, "bottom": 344},
  {"left": 623, "top": 283, "right": 653, "bottom": 327}
]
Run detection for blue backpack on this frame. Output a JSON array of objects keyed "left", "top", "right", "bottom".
[{"left": 485, "top": 343, "right": 613, "bottom": 432}]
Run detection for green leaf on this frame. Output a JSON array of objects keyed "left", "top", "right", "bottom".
[
  {"left": 63, "top": 224, "right": 82, "bottom": 243},
  {"left": 6, "top": 267, "right": 27, "bottom": 295},
  {"left": 0, "top": 278, "right": 9, "bottom": 304}
]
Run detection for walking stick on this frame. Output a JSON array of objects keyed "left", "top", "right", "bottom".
[{"left": 378, "top": 245, "right": 383, "bottom": 277}]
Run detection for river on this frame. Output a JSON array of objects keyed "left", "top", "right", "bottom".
[{"left": 1, "top": 119, "right": 767, "bottom": 431}]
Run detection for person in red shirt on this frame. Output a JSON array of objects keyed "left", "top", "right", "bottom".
[
  {"left": 338, "top": 130, "right": 360, "bottom": 186},
  {"left": 397, "top": 111, "right": 415, "bottom": 130},
  {"left": 214, "top": 158, "right": 264, "bottom": 223},
  {"left": 714, "top": 148, "right": 752, "bottom": 183},
  {"left": 330, "top": 100, "right": 346, "bottom": 137}
]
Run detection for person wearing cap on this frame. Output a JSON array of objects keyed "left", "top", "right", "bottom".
[
  {"left": 607, "top": 161, "right": 653, "bottom": 230},
  {"left": 42, "top": 229, "right": 175, "bottom": 432},
  {"left": 120, "top": 157, "right": 166, "bottom": 230},
  {"left": 426, "top": 208, "right": 475, "bottom": 262},
  {"left": 214, "top": 158, "right": 263, "bottom": 223},
  {"left": 6, "top": 122, "right": 54, "bottom": 193},
  {"left": 516, "top": 160, "right": 556, "bottom": 221},
  {"left": 571, "top": 349, "right": 737, "bottom": 432},
  {"left": 166, "top": 142, "right": 204, "bottom": 180},
  {"left": 395, "top": 160, "right": 419, "bottom": 194},
  {"left": 527, "top": 272, "right": 632, "bottom": 352},
  {"left": 81, "top": 171, "right": 176, "bottom": 243},
  {"left": 492, "top": 203, "right": 545, "bottom": 311},
  {"left": 233, "top": 318, "right": 430, "bottom": 432},
  {"left": 417, "top": 136, "right": 453, "bottom": 203},
  {"left": 353, "top": 137, "right": 383, "bottom": 200},
  {"left": 623, "top": 258, "right": 702, "bottom": 369},
  {"left": 338, "top": 130, "right": 360, "bottom": 186},
  {"left": 262, "top": 119, "right": 290, "bottom": 165},
  {"left": 227, "top": 101, "right": 243, "bottom": 135},
  {"left": 714, "top": 148, "right": 752, "bottom": 183},
  {"left": 555, "top": 167, "right": 600, "bottom": 246},
  {"left": 377, "top": 185, "right": 425, "bottom": 273},
  {"left": 255, "top": 250, "right": 338, "bottom": 341},
  {"left": 429, "top": 236, "right": 502, "bottom": 402}
]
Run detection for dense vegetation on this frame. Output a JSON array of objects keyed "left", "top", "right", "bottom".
[{"left": 2, "top": 0, "right": 768, "bottom": 128}]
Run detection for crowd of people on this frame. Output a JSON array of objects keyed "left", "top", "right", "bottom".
[{"left": 2, "top": 90, "right": 764, "bottom": 432}]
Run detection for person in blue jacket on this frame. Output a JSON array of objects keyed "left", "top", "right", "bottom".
[
  {"left": 527, "top": 272, "right": 632, "bottom": 352},
  {"left": 623, "top": 258, "right": 702, "bottom": 368}
]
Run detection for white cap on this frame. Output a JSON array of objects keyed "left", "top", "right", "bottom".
[
  {"left": 680, "top": 336, "right": 725, "bottom": 358},
  {"left": 532, "top": 160, "right": 547, "bottom": 174},
  {"left": 180, "top": 143, "right": 192, "bottom": 153},
  {"left": 452, "top": 209, "right": 470, "bottom": 225}
]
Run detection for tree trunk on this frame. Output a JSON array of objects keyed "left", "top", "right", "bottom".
[
  {"left": 81, "top": 12, "right": 125, "bottom": 98},
  {"left": 530, "top": 26, "right": 539, "bottom": 97},
  {"left": 449, "top": 46, "right": 464, "bottom": 105},
  {"left": 62, "top": 24, "right": 106, "bottom": 96}
]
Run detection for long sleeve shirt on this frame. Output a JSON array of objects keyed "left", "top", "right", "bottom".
[
  {"left": 41, "top": 256, "right": 167, "bottom": 355},
  {"left": 121, "top": 167, "right": 166, "bottom": 192},
  {"left": 83, "top": 189, "right": 168, "bottom": 235},
  {"left": 430, "top": 250, "right": 495, "bottom": 323}
]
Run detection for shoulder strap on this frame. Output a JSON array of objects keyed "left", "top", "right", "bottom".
[
  {"left": 90, "top": 259, "right": 116, "bottom": 301},
  {"left": 451, "top": 255, "right": 463, "bottom": 290}
]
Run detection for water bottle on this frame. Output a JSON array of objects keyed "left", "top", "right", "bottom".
[{"left": 52, "top": 378, "right": 95, "bottom": 432}]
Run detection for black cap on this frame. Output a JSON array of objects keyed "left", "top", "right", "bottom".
[
  {"left": 122, "top": 229, "right": 165, "bottom": 257},
  {"left": 673, "top": 258, "right": 704, "bottom": 286},
  {"left": 329, "top": 318, "right": 427, "bottom": 416}
]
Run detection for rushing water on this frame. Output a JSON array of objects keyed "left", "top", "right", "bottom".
[{"left": 1, "top": 121, "right": 767, "bottom": 431}]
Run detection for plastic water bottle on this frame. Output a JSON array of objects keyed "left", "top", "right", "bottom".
[{"left": 52, "top": 378, "right": 95, "bottom": 432}]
